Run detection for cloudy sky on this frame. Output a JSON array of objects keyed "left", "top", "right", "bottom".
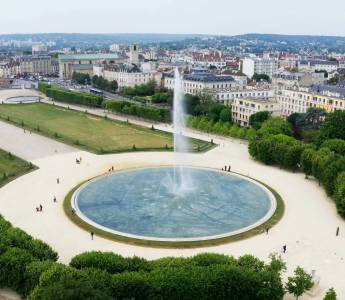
[{"left": 1, "top": 0, "right": 344, "bottom": 36}]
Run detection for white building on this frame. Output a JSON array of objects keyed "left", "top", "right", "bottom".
[
  {"left": 298, "top": 60, "right": 339, "bottom": 73},
  {"left": 109, "top": 44, "right": 120, "bottom": 52},
  {"left": 232, "top": 97, "right": 280, "bottom": 126},
  {"left": 32, "top": 43, "right": 48, "bottom": 55},
  {"left": 95, "top": 64, "right": 162, "bottom": 88},
  {"left": 242, "top": 58, "right": 278, "bottom": 79}
]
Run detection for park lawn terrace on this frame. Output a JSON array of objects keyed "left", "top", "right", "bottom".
[{"left": 0, "top": 103, "right": 209, "bottom": 153}]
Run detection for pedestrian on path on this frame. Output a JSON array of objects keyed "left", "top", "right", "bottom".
[
  {"left": 53, "top": 196, "right": 57, "bottom": 203},
  {"left": 228, "top": 165, "right": 231, "bottom": 172},
  {"left": 266, "top": 227, "right": 269, "bottom": 235},
  {"left": 336, "top": 227, "right": 340, "bottom": 237},
  {"left": 39, "top": 204, "right": 43, "bottom": 212},
  {"left": 57, "top": 178, "right": 60, "bottom": 184},
  {"left": 91, "top": 232, "right": 94, "bottom": 240},
  {"left": 283, "top": 244, "right": 287, "bottom": 253}
]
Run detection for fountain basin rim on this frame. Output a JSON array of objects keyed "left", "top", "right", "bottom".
[{"left": 71, "top": 166, "right": 277, "bottom": 243}]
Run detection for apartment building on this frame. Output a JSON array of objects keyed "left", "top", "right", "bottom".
[
  {"left": 277, "top": 85, "right": 345, "bottom": 117},
  {"left": 232, "top": 97, "right": 280, "bottom": 126},
  {"left": 242, "top": 57, "right": 278, "bottom": 78},
  {"left": 19, "top": 55, "right": 53, "bottom": 75},
  {"left": 298, "top": 60, "right": 339, "bottom": 73}
]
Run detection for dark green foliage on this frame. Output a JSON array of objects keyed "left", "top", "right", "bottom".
[
  {"left": 23, "top": 260, "right": 57, "bottom": 296},
  {"left": 323, "top": 288, "right": 337, "bottom": 300},
  {"left": 0, "top": 248, "right": 37, "bottom": 294},
  {"left": 258, "top": 117, "right": 293, "bottom": 137},
  {"left": 106, "top": 100, "right": 170, "bottom": 122},
  {"left": 335, "top": 172, "right": 345, "bottom": 218},
  {"left": 321, "top": 139, "right": 345, "bottom": 156},
  {"left": 319, "top": 110, "right": 345, "bottom": 143},
  {"left": 301, "top": 148, "right": 317, "bottom": 176},
  {"left": 0, "top": 224, "right": 58, "bottom": 261},
  {"left": 111, "top": 272, "right": 153, "bottom": 300},
  {"left": 28, "top": 265, "right": 113, "bottom": 300},
  {"left": 285, "top": 266, "right": 313, "bottom": 299},
  {"left": 249, "top": 111, "right": 271, "bottom": 129},
  {"left": 122, "top": 80, "right": 156, "bottom": 97},
  {"left": 70, "top": 251, "right": 152, "bottom": 274},
  {"left": 92, "top": 75, "right": 118, "bottom": 93},
  {"left": 72, "top": 72, "right": 91, "bottom": 85},
  {"left": 151, "top": 92, "right": 172, "bottom": 103},
  {"left": 39, "top": 82, "right": 103, "bottom": 107},
  {"left": 252, "top": 73, "right": 270, "bottom": 82}
]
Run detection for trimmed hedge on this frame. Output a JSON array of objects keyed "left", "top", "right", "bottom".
[
  {"left": 39, "top": 82, "right": 103, "bottom": 107},
  {"left": 106, "top": 100, "right": 171, "bottom": 122}
]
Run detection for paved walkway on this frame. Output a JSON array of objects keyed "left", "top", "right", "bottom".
[
  {"left": 0, "top": 90, "right": 344, "bottom": 299},
  {"left": 0, "top": 121, "right": 76, "bottom": 161}
]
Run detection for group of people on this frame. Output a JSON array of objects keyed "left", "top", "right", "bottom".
[
  {"left": 222, "top": 165, "right": 231, "bottom": 172},
  {"left": 107, "top": 166, "right": 115, "bottom": 174},
  {"left": 36, "top": 204, "right": 43, "bottom": 212}
]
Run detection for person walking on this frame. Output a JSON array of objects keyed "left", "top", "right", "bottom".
[
  {"left": 91, "top": 232, "right": 94, "bottom": 240},
  {"left": 336, "top": 227, "right": 340, "bottom": 237},
  {"left": 53, "top": 196, "right": 57, "bottom": 203},
  {"left": 266, "top": 227, "right": 269, "bottom": 235},
  {"left": 57, "top": 178, "right": 60, "bottom": 184},
  {"left": 39, "top": 204, "right": 43, "bottom": 212},
  {"left": 283, "top": 244, "right": 287, "bottom": 253}
]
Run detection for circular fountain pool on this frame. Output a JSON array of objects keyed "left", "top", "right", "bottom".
[
  {"left": 73, "top": 167, "right": 276, "bottom": 241},
  {"left": 3, "top": 96, "right": 40, "bottom": 104}
]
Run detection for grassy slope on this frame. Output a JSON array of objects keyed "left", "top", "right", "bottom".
[
  {"left": 0, "top": 103, "right": 212, "bottom": 154},
  {"left": 0, "top": 149, "right": 35, "bottom": 187}
]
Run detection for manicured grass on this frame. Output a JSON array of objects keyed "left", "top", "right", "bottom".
[
  {"left": 63, "top": 171, "right": 284, "bottom": 248},
  {"left": 0, "top": 149, "right": 36, "bottom": 187},
  {"left": 0, "top": 103, "right": 213, "bottom": 154}
]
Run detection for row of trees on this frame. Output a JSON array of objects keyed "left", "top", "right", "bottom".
[
  {"left": 122, "top": 81, "right": 156, "bottom": 97},
  {"left": 187, "top": 116, "right": 256, "bottom": 140},
  {"left": 71, "top": 72, "right": 91, "bottom": 85},
  {"left": 106, "top": 100, "right": 171, "bottom": 122},
  {"left": 249, "top": 112, "right": 345, "bottom": 219},
  {"left": 39, "top": 82, "right": 104, "bottom": 107},
  {"left": 92, "top": 75, "right": 118, "bottom": 93}
]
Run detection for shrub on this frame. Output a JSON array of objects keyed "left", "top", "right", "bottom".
[
  {"left": 28, "top": 265, "right": 113, "bottom": 300},
  {"left": 70, "top": 251, "right": 126, "bottom": 274},
  {"left": 0, "top": 248, "right": 37, "bottom": 294}
]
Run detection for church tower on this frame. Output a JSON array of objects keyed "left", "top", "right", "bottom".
[{"left": 129, "top": 44, "right": 139, "bottom": 65}]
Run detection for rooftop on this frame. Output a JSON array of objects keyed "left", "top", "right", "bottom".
[{"left": 59, "top": 53, "right": 126, "bottom": 61}]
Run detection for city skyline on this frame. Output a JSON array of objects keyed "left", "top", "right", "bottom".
[{"left": 1, "top": 0, "right": 345, "bottom": 36}]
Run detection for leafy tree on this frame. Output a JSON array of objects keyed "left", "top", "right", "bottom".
[
  {"left": 249, "top": 111, "right": 271, "bottom": 129},
  {"left": 111, "top": 272, "right": 153, "bottom": 300},
  {"left": 323, "top": 288, "right": 337, "bottom": 300},
  {"left": 0, "top": 248, "right": 37, "bottom": 294},
  {"left": 320, "top": 156, "right": 345, "bottom": 196},
  {"left": 301, "top": 148, "right": 317, "bottom": 177},
  {"left": 72, "top": 72, "right": 91, "bottom": 85},
  {"left": 258, "top": 117, "right": 293, "bottom": 137},
  {"left": 334, "top": 172, "right": 345, "bottom": 218},
  {"left": 219, "top": 107, "right": 232, "bottom": 123},
  {"left": 285, "top": 267, "right": 313, "bottom": 300},
  {"left": 321, "top": 139, "right": 345, "bottom": 156},
  {"left": 28, "top": 265, "right": 113, "bottom": 300},
  {"left": 252, "top": 73, "right": 270, "bottom": 82},
  {"left": 319, "top": 110, "right": 345, "bottom": 144}
]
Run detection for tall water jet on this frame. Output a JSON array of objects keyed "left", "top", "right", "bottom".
[{"left": 166, "top": 68, "right": 194, "bottom": 196}]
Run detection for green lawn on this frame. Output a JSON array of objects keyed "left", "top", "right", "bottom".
[
  {"left": 0, "top": 103, "right": 212, "bottom": 154},
  {"left": 0, "top": 149, "right": 34, "bottom": 187}
]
